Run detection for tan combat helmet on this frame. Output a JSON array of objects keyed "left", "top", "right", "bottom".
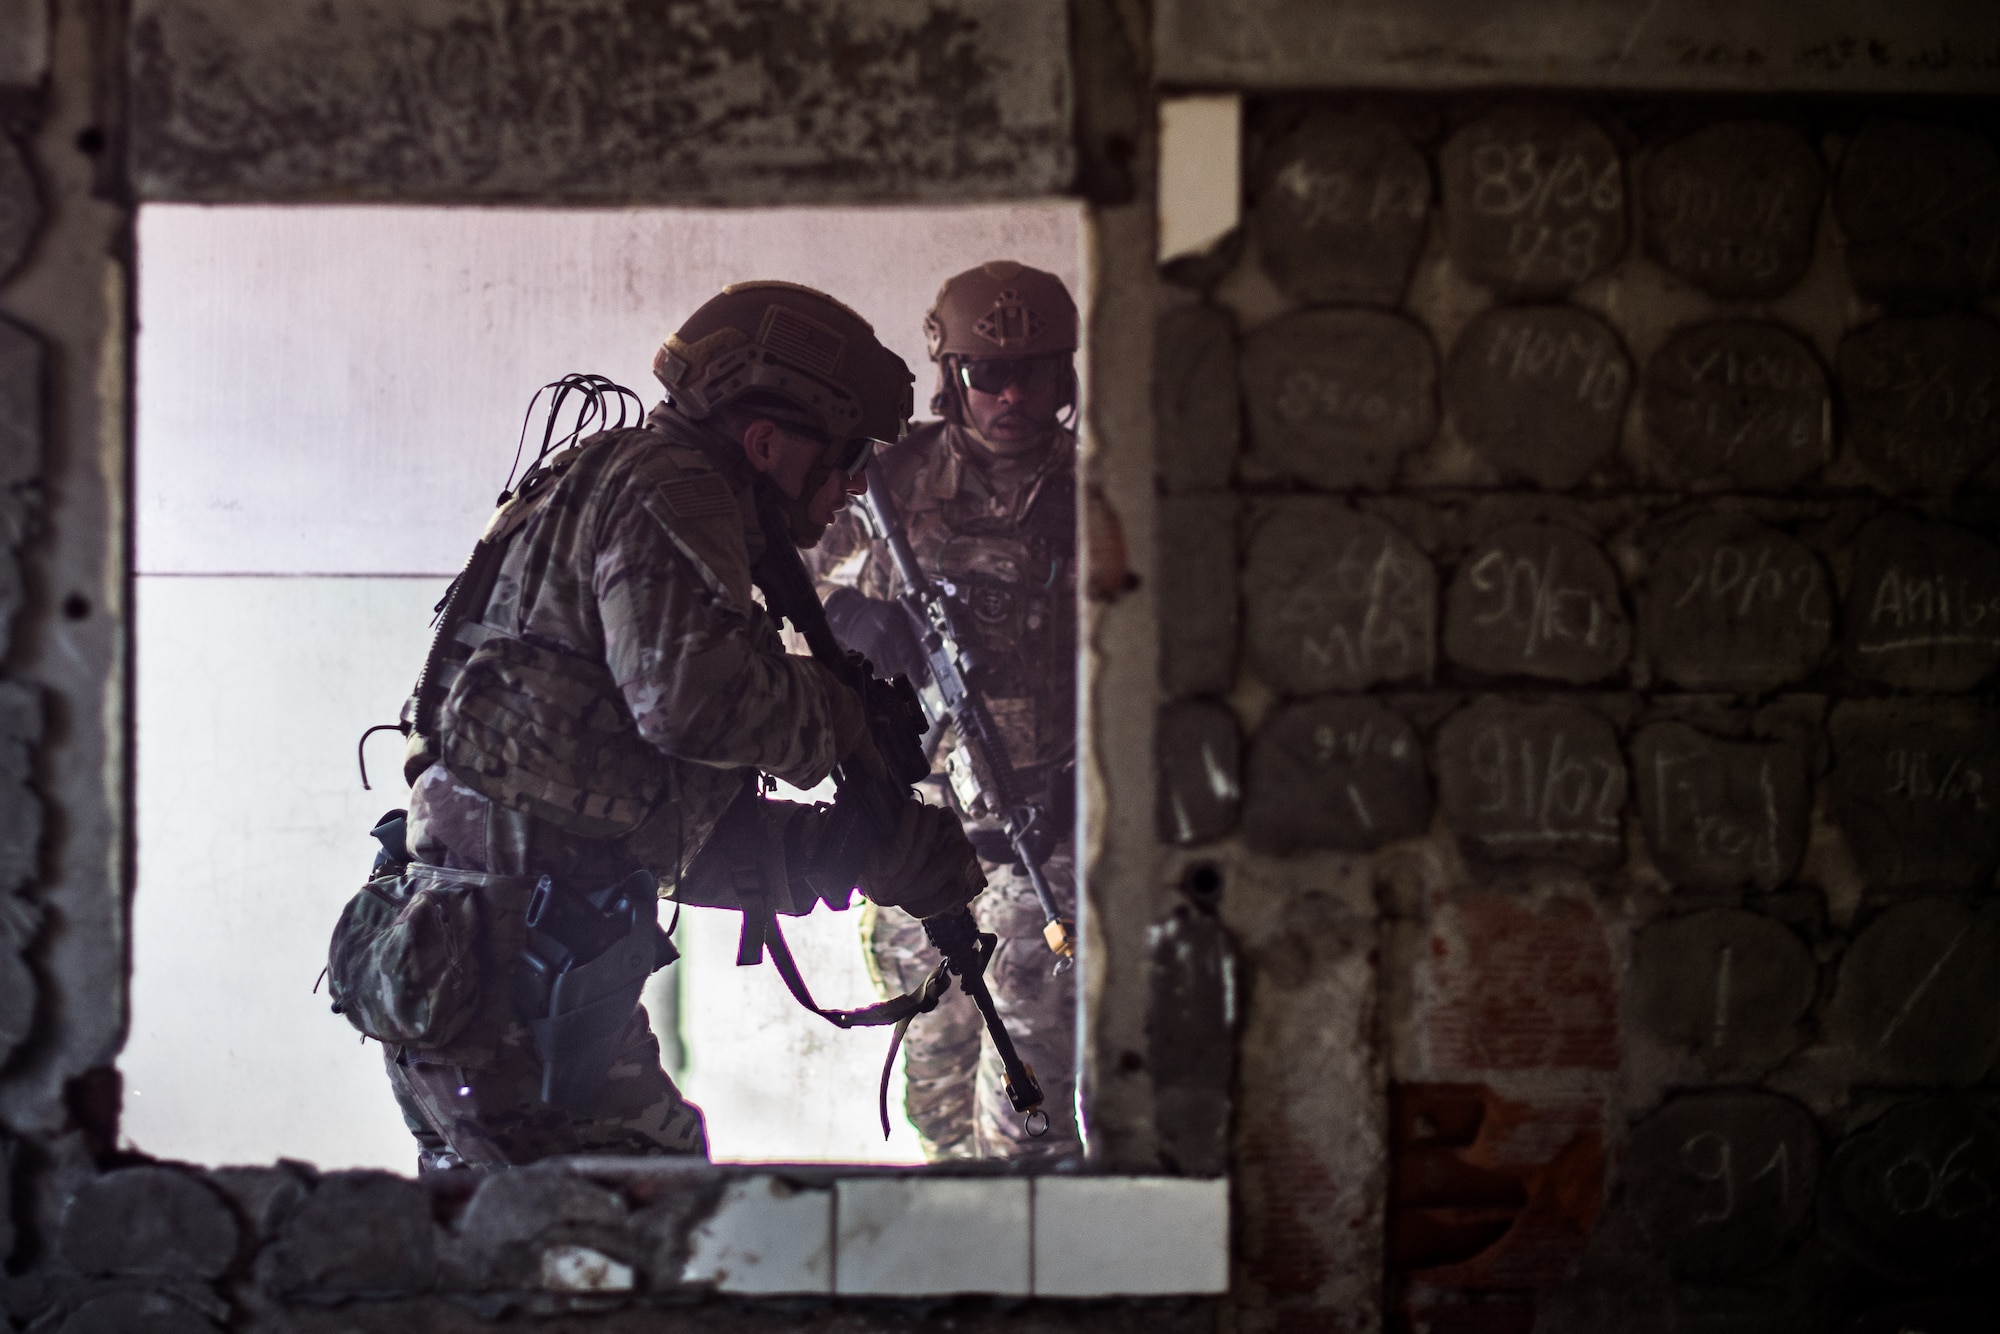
[
  {"left": 655, "top": 281, "right": 914, "bottom": 446},
  {"left": 923, "top": 261, "right": 1078, "bottom": 421}
]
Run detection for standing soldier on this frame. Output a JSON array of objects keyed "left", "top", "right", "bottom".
[
  {"left": 812, "top": 261, "right": 1081, "bottom": 1162},
  {"left": 337, "top": 282, "right": 982, "bottom": 1170}
]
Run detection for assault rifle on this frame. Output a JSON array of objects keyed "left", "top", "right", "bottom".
[
  {"left": 860, "top": 469, "right": 1076, "bottom": 967},
  {"left": 749, "top": 497, "right": 1049, "bottom": 1140}
]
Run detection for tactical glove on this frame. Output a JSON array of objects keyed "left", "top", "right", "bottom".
[
  {"left": 823, "top": 674, "right": 871, "bottom": 766},
  {"left": 861, "top": 801, "right": 985, "bottom": 920},
  {"left": 824, "top": 587, "right": 928, "bottom": 685}
]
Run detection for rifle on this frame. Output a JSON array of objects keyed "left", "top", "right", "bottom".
[
  {"left": 749, "top": 496, "right": 1049, "bottom": 1140},
  {"left": 860, "top": 468, "right": 1076, "bottom": 968}
]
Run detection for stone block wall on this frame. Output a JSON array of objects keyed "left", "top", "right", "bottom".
[{"left": 1156, "top": 94, "right": 2000, "bottom": 1330}]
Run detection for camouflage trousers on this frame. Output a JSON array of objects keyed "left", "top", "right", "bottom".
[
  {"left": 864, "top": 846, "right": 1078, "bottom": 1163},
  {"left": 385, "top": 995, "right": 707, "bottom": 1171}
]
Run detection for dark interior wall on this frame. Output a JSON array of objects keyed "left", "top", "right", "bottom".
[
  {"left": 1159, "top": 89, "right": 2000, "bottom": 1332},
  {"left": 1, "top": 1, "right": 1998, "bottom": 1332}
]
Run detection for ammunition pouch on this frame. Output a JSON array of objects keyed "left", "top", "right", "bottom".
[
  {"left": 514, "top": 868, "right": 677, "bottom": 1113},
  {"left": 437, "top": 634, "right": 670, "bottom": 840},
  {"left": 328, "top": 856, "right": 528, "bottom": 1051}
]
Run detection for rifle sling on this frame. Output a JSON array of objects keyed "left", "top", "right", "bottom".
[
  {"left": 750, "top": 905, "right": 951, "bottom": 1032},
  {"left": 745, "top": 905, "right": 954, "bottom": 1141}
]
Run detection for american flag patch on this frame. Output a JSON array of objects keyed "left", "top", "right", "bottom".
[{"left": 658, "top": 474, "right": 736, "bottom": 520}]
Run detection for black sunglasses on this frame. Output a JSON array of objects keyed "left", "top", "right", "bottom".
[{"left": 956, "top": 356, "right": 1066, "bottom": 396}]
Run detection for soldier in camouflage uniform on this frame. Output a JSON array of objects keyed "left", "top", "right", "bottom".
[
  {"left": 378, "top": 282, "right": 982, "bottom": 1171},
  {"left": 811, "top": 261, "right": 1080, "bottom": 1162}
]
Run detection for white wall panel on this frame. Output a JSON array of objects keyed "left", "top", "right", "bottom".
[
  {"left": 135, "top": 204, "right": 1085, "bottom": 575},
  {"left": 126, "top": 575, "right": 439, "bottom": 1170}
]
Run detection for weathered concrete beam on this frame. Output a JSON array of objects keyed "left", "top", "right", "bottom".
[
  {"left": 128, "top": 0, "right": 1075, "bottom": 204},
  {"left": 1155, "top": 0, "right": 2000, "bottom": 94}
]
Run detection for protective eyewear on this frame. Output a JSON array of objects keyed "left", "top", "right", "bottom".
[
  {"left": 794, "top": 427, "right": 873, "bottom": 477},
  {"left": 956, "top": 356, "right": 1066, "bottom": 396},
  {"left": 780, "top": 421, "right": 874, "bottom": 478},
  {"left": 826, "top": 433, "right": 874, "bottom": 478}
]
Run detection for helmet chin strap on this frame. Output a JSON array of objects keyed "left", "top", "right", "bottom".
[{"left": 758, "top": 469, "right": 832, "bottom": 548}]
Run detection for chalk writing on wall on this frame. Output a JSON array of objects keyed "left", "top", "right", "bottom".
[
  {"left": 1828, "top": 701, "right": 2000, "bottom": 891},
  {"left": 1841, "top": 512, "right": 2000, "bottom": 691},
  {"left": 1243, "top": 695, "right": 1429, "bottom": 854},
  {"left": 1446, "top": 306, "right": 1631, "bottom": 488},
  {"left": 1627, "top": 1091, "right": 1821, "bottom": 1279},
  {"left": 1633, "top": 722, "right": 1808, "bottom": 891},
  {"left": 1642, "top": 321, "right": 1829, "bottom": 490},
  {"left": 1444, "top": 522, "right": 1629, "bottom": 684},
  {"left": 1835, "top": 117, "right": 2000, "bottom": 308},
  {"left": 1434, "top": 697, "right": 1625, "bottom": 868},
  {"left": 1252, "top": 110, "right": 1432, "bottom": 306},
  {"left": 1639, "top": 121, "right": 1825, "bottom": 302},
  {"left": 1241, "top": 309, "right": 1438, "bottom": 491},
  {"left": 1642, "top": 514, "right": 1831, "bottom": 691},
  {"left": 1839, "top": 313, "right": 2000, "bottom": 495},
  {"left": 1631, "top": 909, "right": 1815, "bottom": 1078},
  {"left": 1441, "top": 106, "right": 1626, "bottom": 297},
  {"left": 1820, "top": 1097, "right": 2000, "bottom": 1283},
  {"left": 1244, "top": 502, "right": 1434, "bottom": 694}
]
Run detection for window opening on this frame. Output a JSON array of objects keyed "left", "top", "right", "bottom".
[{"left": 126, "top": 202, "right": 1087, "bottom": 1170}]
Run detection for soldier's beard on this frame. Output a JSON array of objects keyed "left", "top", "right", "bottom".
[{"left": 960, "top": 416, "right": 1060, "bottom": 468}]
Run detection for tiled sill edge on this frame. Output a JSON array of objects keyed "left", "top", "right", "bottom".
[{"left": 564, "top": 1161, "right": 1230, "bottom": 1298}]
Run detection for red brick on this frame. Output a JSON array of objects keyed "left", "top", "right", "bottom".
[
  {"left": 1423, "top": 894, "right": 1620, "bottom": 1072},
  {"left": 1388, "top": 1084, "right": 1605, "bottom": 1292},
  {"left": 1240, "top": 1119, "right": 1343, "bottom": 1296}
]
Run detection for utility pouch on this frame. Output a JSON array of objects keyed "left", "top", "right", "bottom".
[
  {"left": 327, "top": 867, "right": 485, "bottom": 1049},
  {"left": 519, "top": 870, "right": 669, "bottom": 1112}
]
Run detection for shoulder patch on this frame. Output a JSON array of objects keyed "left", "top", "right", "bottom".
[{"left": 658, "top": 474, "right": 737, "bottom": 520}]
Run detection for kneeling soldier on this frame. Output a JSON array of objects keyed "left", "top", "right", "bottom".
[{"left": 354, "top": 282, "right": 982, "bottom": 1170}]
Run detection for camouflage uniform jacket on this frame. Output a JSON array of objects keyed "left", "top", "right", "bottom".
[
  {"left": 810, "top": 420, "right": 1077, "bottom": 806},
  {"left": 408, "top": 406, "right": 851, "bottom": 888}
]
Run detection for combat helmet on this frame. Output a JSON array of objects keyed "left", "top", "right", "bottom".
[
  {"left": 655, "top": 281, "right": 914, "bottom": 446},
  {"left": 924, "top": 261, "right": 1078, "bottom": 421}
]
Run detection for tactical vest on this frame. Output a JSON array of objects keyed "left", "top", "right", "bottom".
[
  {"left": 893, "top": 425, "right": 1078, "bottom": 775},
  {"left": 403, "top": 436, "right": 681, "bottom": 840}
]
